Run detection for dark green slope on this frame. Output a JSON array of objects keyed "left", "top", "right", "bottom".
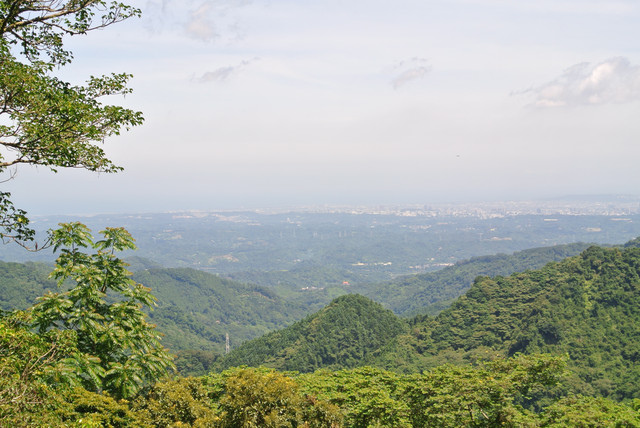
[
  {"left": 133, "top": 268, "right": 308, "bottom": 352},
  {"left": 0, "top": 260, "right": 56, "bottom": 311},
  {"left": 215, "top": 294, "right": 407, "bottom": 372},
  {"left": 360, "top": 242, "right": 592, "bottom": 316},
  {"left": 370, "top": 245, "right": 640, "bottom": 400},
  {"left": 0, "top": 261, "right": 305, "bottom": 354}
]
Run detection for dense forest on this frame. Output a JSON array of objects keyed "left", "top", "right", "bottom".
[
  {"left": 4, "top": 241, "right": 640, "bottom": 426},
  {"left": 357, "top": 242, "right": 592, "bottom": 317},
  {"left": 133, "top": 268, "right": 308, "bottom": 351},
  {"left": 216, "top": 294, "right": 407, "bottom": 372},
  {"left": 217, "top": 244, "right": 640, "bottom": 405},
  {"left": 0, "top": 242, "right": 595, "bottom": 355}
]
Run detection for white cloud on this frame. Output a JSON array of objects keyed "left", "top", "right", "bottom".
[
  {"left": 525, "top": 57, "right": 640, "bottom": 107},
  {"left": 390, "top": 57, "right": 431, "bottom": 90},
  {"left": 195, "top": 58, "right": 258, "bottom": 82}
]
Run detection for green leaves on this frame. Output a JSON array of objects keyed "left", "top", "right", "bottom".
[
  {"left": 0, "top": 1, "right": 143, "bottom": 248},
  {"left": 0, "top": 1, "right": 142, "bottom": 67},
  {"left": 0, "top": 310, "right": 81, "bottom": 425},
  {"left": 217, "top": 294, "right": 407, "bottom": 373},
  {"left": 205, "top": 367, "right": 343, "bottom": 428},
  {"left": 0, "top": 53, "right": 142, "bottom": 173},
  {"left": 29, "top": 222, "right": 175, "bottom": 398},
  {"left": 0, "top": 192, "right": 36, "bottom": 246},
  {"left": 402, "top": 354, "right": 565, "bottom": 427},
  {"left": 298, "top": 366, "right": 411, "bottom": 428}
]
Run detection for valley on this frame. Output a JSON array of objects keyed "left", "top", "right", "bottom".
[{"left": 3, "top": 203, "right": 640, "bottom": 425}]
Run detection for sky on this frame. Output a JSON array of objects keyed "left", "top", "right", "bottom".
[{"left": 6, "top": 0, "right": 640, "bottom": 214}]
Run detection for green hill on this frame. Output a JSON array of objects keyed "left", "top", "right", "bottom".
[
  {"left": 369, "top": 245, "right": 640, "bottom": 400},
  {"left": 0, "top": 260, "right": 56, "bottom": 311},
  {"left": 4, "top": 238, "right": 640, "bottom": 398},
  {"left": 216, "top": 294, "right": 407, "bottom": 372},
  {"left": 216, "top": 243, "right": 640, "bottom": 401},
  {"left": 359, "top": 242, "right": 592, "bottom": 316},
  {"left": 0, "top": 260, "right": 309, "bottom": 355},
  {"left": 224, "top": 243, "right": 592, "bottom": 319},
  {"left": 132, "top": 268, "right": 309, "bottom": 352}
]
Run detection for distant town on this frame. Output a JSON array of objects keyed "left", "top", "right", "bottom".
[{"left": 229, "top": 195, "right": 640, "bottom": 219}]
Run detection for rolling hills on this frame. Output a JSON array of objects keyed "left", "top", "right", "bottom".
[
  {"left": 131, "top": 267, "right": 309, "bottom": 352},
  {"left": 3, "top": 236, "right": 640, "bottom": 399},
  {"left": 216, "top": 244, "right": 640, "bottom": 401},
  {"left": 358, "top": 242, "right": 592, "bottom": 316}
]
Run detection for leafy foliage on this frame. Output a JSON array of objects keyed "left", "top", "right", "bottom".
[
  {"left": 60, "top": 386, "right": 147, "bottom": 427},
  {"left": 297, "top": 366, "right": 412, "bottom": 428},
  {"left": 133, "top": 369, "right": 343, "bottom": 428},
  {"left": 0, "top": 311, "right": 75, "bottom": 426},
  {"left": 29, "top": 222, "right": 174, "bottom": 398},
  {"left": 539, "top": 395, "right": 640, "bottom": 427},
  {"left": 103, "top": 356, "right": 640, "bottom": 427},
  {"left": 210, "top": 367, "right": 342, "bottom": 427},
  {"left": 0, "top": 192, "right": 35, "bottom": 246},
  {"left": 0, "top": 0, "right": 143, "bottom": 247},
  {"left": 402, "top": 354, "right": 565, "bottom": 427},
  {"left": 133, "top": 377, "right": 219, "bottom": 427}
]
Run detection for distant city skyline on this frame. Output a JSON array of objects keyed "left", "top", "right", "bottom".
[{"left": 5, "top": 0, "right": 640, "bottom": 215}]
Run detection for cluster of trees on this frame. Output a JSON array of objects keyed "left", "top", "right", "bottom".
[
  {"left": 0, "top": 241, "right": 612, "bottom": 360},
  {"left": 133, "top": 267, "right": 308, "bottom": 351},
  {"left": 143, "top": 356, "right": 640, "bottom": 427},
  {"left": 354, "top": 244, "right": 640, "bottom": 405},
  {"left": 6, "top": 354, "right": 640, "bottom": 427},
  {"left": 0, "top": 0, "right": 143, "bottom": 248},
  {"left": 1, "top": 222, "right": 174, "bottom": 423}
]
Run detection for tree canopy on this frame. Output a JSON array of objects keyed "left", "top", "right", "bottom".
[
  {"left": 29, "top": 222, "right": 175, "bottom": 398},
  {"left": 0, "top": 0, "right": 143, "bottom": 246},
  {"left": 0, "top": 0, "right": 175, "bottom": 407}
]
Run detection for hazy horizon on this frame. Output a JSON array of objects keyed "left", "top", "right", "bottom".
[
  {"left": 20, "top": 193, "right": 640, "bottom": 217},
  {"left": 5, "top": 1, "right": 640, "bottom": 215}
]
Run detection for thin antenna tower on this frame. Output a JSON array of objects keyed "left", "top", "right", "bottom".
[{"left": 225, "top": 332, "right": 230, "bottom": 355}]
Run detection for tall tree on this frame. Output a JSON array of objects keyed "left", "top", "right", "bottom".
[
  {"left": 30, "top": 222, "right": 175, "bottom": 398},
  {"left": 0, "top": 0, "right": 175, "bottom": 401},
  {"left": 0, "top": 0, "right": 143, "bottom": 246}
]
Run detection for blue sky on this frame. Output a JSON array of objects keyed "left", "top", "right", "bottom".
[{"left": 7, "top": 0, "right": 640, "bottom": 214}]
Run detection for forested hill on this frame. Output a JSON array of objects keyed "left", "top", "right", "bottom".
[
  {"left": 0, "top": 261, "right": 309, "bottom": 354},
  {"left": 216, "top": 244, "right": 640, "bottom": 401},
  {"left": 216, "top": 294, "right": 407, "bottom": 372},
  {"left": 359, "top": 242, "right": 592, "bottom": 316},
  {"left": 0, "top": 260, "right": 56, "bottom": 311},
  {"left": 224, "top": 242, "right": 593, "bottom": 319},
  {"left": 369, "top": 245, "right": 640, "bottom": 400},
  {"left": 132, "top": 268, "right": 309, "bottom": 352}
]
